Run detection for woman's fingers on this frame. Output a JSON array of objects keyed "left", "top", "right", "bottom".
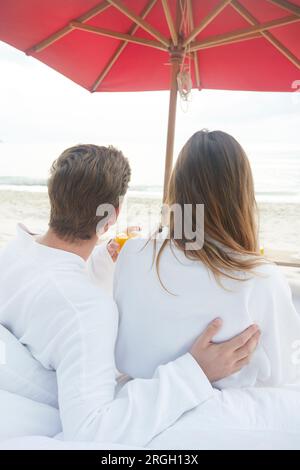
[
  {"left": 109, "top": 240, "right": 120, "bottom": 251},
  {"left": 235, "top": 330, "right": 261, "bottom": 361},
  {"left": 107, "top": 240, "right": 121, "bottom": 262}
]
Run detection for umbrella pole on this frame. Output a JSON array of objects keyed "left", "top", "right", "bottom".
[{"left": 163, "top": 56, "right": 181, "bottom": 202}]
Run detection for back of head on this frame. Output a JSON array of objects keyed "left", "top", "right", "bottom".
[
  {"left": 48, "top": 144, "right": 131, "bottom": 241},
  {"left": 163, "top": 129, "right": 262, "bottom": 280}
]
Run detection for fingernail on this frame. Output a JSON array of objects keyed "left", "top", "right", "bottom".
[{"left": 213, "top": 318, "right": 222, "bottom": 326}]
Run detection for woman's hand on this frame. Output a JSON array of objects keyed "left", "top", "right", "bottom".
[
  {"left": 107, "top": 240, "right": 120, "bottom": 262},
  {"left": 190, "top": 319, "right": 260, "bottom": 383}
]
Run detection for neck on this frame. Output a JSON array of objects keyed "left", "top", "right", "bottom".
[{"left": 37, "top": 229, "right": 98, "bottom": 261}]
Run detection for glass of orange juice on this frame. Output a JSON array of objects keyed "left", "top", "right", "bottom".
[{"left": 115, "top": 229, "right": 140, "bottom": 252}]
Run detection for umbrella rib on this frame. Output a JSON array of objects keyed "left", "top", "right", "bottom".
[
  {"left": 161, "top": 0, "right": 178, "bottom": 46},
  {"left": 71, "top": 21, "right": 167, "bottom": 51},
  {"left": 199, "top": 32, "right": 262, "bottom": 49},
  {"left": 26, "top": 0, "right": 111, "bottom": 54},
  {"left": 266, "top": 0, "right": 300, "bottom": 16},
  {"left": 91, "top": 0, "right": 159, "bottom": 92},
  {"left": 183, "top": 0, "right": 233, "bottom": 47},
  {"left": 106, "top": 0, "right": 170, "bottom": 47},
  {"left": 231, "top": 0, "right": 300, "bottom": 69},
  {"left": 190, "top": 14, "right": 300, "bottom": 51},
  {"left": 187, "top": 0, "right": 201, "bottom": 89}
]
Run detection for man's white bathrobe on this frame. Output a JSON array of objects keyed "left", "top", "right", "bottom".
[{"left": 0, "top": 225, "right": 213, "bottom": 446}]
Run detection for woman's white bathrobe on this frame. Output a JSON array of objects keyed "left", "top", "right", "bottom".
[{"left": 114, "top": 238, "right": 300, "bottom": 389}]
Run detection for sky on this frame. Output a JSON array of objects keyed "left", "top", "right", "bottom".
[{"left": 0, "top": 40, "right": 299, "bottom": 186}]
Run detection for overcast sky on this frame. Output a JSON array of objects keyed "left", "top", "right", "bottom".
[{"left": 0, "top": 40, "right": 299, "bottom": 186}]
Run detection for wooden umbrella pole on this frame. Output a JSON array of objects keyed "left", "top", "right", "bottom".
[{"left": 163, "top": 53, "right": 182, "bottom": 202}]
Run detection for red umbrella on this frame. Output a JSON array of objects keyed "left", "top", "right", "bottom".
[{"left": 0, "top": 0, "right": 299, "bottom": 198}]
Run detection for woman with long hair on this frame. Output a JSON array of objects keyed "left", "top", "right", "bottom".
[{"left": 114, "top": 130, "right": 300, "bottom": 389}]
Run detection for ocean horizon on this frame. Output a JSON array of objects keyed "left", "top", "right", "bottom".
[
  {"left": 0, "top": 171, "right": 299, "bottom": 204},
  {"left": 1, "top": 175, "right": 300, "bottom": 254}
]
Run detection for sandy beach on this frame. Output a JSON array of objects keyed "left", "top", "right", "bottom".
[{"left": 0, "top": 188, "right": 299, "bottom": 251}]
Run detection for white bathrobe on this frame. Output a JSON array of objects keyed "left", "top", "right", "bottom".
[
  {"left": 0, "top": 225, "right": 213, "bottom": 446},
  {"left": 114, "top": 237, "right": 300, "bottom": 389}
]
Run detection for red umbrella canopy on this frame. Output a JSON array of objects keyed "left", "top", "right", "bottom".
[{"left": 0, "top": 0, "right": 299, "bottom": 93}]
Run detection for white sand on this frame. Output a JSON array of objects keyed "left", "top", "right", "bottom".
[
  {"left": 0, "top": 190, "right": 50, "bottom": 247},
  {"left": 1, "top": 189, "right": 299, "bottom": 251}
]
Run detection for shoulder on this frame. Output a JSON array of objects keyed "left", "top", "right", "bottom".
[
  {"left": 114, "top": 238, "right": 157, "bottom": 291},
  {"left": 116, "top": 237, "right": 153, "bottom": 267},
  {"left": 115, "top": 235, "right": 173, "bottom": 272},
  {"left": 121, "top": 237, "right": 151, "bottom": 254},
  {"left": 247, "top": 261, "right": 292, "bottom": 306},
  {"left": 250, "top": 261, "right": 290, "bottom": 289},
  {"left": 42, "top": 269, "right": 118, "bottom": 325},
  {"left": 117, "top": 234, "right": 172, "bottom": 261}
]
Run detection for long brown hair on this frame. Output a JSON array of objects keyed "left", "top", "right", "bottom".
[{"left": 157, "top": 130, "right": 264, "bottom": 282}]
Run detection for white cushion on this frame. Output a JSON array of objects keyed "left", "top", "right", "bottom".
[
  {"left": 0, "top": 390, "right": 61, "bottom": 440},
  {"left": 0, "top": 324, "right": 57, "bottom": 407}
]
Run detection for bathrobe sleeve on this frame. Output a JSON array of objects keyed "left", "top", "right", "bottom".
[
  {"left": 87, "top": 243, "right": 115, "bottom": 295},
  {"left": 249, "top": 264, "right": 300, "bottom": 386},
  {"left": 46, "top": 284, "right": 213, "bottom": 446}
]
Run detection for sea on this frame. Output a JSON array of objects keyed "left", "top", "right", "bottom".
[{"left": 0, "top": 151, "right": 299, "bottom": 203}]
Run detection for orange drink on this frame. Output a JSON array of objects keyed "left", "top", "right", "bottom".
[{"left": 115, "top": 231, "right": 139, "bottom": 251}]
